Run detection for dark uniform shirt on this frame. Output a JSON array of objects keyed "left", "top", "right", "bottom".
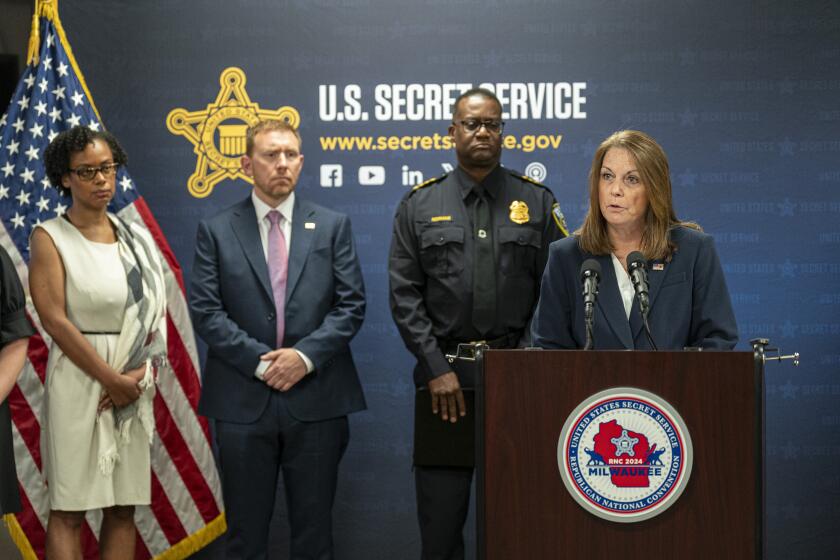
[
  {"left": 389, "top": 164, "right": 567, "bottom": 387},
  {"left": 0, "top": 244, "right": 36, "bottom": 514}
]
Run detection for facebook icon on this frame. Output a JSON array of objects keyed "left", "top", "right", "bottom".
[{"left": 320, "top": 164, "right": 343, "bottom": 187}]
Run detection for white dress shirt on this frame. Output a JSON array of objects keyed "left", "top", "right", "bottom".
[
  {"left": 251, "top": 190, "right": 314, "bottom": 378},
  {"left": 252, "top": 190, "right": 294, "bottom": 258},
  {"left": 611, "top": 253, "right": 635, "bottom": 321}
]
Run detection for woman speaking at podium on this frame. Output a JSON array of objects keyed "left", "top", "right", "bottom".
[{"left": 531, "top": 130, "right": 738, "bottom": 350}]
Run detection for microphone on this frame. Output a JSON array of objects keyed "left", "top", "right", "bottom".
[
  {"left": 580, "top": 259, "right": 601, "bottom": 350},
  {"left": 626, "top": 252, "right": 650, "bottom": 315},
  {"left": 580, "top": 259, "right": 601, "bottom": 306},
  {"left": 626, "top": 251, "right": 658, "bottom": 350}
]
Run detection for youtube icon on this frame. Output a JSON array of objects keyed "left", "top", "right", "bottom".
[{"left": 358, "top": 165, "right": 386, "bottom": 186}]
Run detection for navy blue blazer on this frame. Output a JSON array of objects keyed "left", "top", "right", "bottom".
[
  {"left": 190, "top": 196, "right": 367, "bottom": 423},
  {"left": 532, "top": 226, "right": 738, "bottom": 350}
]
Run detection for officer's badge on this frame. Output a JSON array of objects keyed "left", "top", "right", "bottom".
[{"left": 509, "top": 201, "right": 530, "bottom": 224}]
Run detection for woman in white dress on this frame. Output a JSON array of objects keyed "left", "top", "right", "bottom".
[{"left": 30, "top": 126, "right": 166, "bottom": 559}]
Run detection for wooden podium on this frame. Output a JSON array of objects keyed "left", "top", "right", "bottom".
[{"left": 476, "top": 350, "right": 764, "bottom": 560}]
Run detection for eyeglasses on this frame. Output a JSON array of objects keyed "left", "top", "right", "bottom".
[
  {"left": 454, "top": 119, "right": 505, "bottom": 134},
  {"left": 68, "top": 163, "right": 120, "bottom": 181}
]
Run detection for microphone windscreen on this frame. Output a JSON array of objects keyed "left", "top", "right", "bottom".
[
  {"left": 626, "top": 251, "right": 646, "bottom": 271},
  {"left": 580, "top": 259, "right": 602, "bottom": 282}
]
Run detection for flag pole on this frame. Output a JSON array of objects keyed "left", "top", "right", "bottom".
[{"left": 3, "top": 4, "right": 57, "bottom": 557}]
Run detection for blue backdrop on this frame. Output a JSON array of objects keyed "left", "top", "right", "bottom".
[{"left": 55, "top": 1, "right": 840, "bottom": 557}]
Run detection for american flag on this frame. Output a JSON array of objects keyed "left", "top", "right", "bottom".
[{"left": 0, "top": 5, "right": 225, "bottom": 559}]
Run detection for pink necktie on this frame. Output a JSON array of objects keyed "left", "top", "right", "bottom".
[{"left": 266, "top": 210, "right": 288, "bottom": 347}]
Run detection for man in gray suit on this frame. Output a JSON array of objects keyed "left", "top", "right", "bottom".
[{"left": 190, "top": 120, "right": 366, "bottom": 559}]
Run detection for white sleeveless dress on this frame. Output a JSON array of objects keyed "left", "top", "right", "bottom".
[{"left": 38, "top": 216, "right": 151, "bottom": 510}]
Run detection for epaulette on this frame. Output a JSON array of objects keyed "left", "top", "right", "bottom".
[
  {"left": 509, "top": 169, "right": 548, "bottom": 189},
  {"left": 411, "top": 173, "right": 448, "bottom": 192}
]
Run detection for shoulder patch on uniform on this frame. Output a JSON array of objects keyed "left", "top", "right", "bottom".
[
  {"left": 509, "top": 169, "right": 548, "bottom": 189},
  {"left": 411, "top": 173, "right": 447, "bottom": 191},
  {"left": 552, "top": 203, "right": 570, "bottom": 237}
]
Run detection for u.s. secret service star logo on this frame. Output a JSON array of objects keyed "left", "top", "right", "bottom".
[
  {"left": 166, "top": 67, "right": 300, "bottom": 199},
  {"left": 557, "top": 388, "right": 693, "bottom": 523}
]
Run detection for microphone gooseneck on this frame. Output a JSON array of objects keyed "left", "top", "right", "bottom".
[
  {"left": 626, "top": 251, "right": 658, "bottom": 350},
  {"left": 580, "top": 259, "right": 602, "bottom": 351}
]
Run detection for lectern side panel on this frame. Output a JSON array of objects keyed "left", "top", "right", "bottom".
[{"left": 481, "top": 350, "right": 758, "bottom": 560}]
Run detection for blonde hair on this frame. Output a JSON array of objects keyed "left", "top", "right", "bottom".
[
  {"left": 577, "top": 130, "right": 699, "bottom": 260},
  {"left": 245, "top": 120, "right": 301, "bottom": 155}
]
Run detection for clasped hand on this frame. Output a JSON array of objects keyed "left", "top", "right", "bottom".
[
  {"left": 260, "top": 348, "right": 306, "bottom": 392},
  {"left": 98, "top": 365, "right": 146, "bottom": 413}
]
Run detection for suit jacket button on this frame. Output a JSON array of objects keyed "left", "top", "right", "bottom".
[{"left": 267, "top": 313, "right": 275, "bottom": 321}]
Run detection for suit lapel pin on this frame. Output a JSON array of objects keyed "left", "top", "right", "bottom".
[
  {"left": 305, "top": 222, "right": 316, "bottom": 230},
  {"left": 652, "top": 263, "right": 664, "bottom": 271}
]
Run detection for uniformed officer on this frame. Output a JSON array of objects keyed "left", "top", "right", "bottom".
[{"left": 388, "top": 88, "right": 568, "bottom": 560}]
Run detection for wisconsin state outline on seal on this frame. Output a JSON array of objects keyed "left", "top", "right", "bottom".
[{"left": 557, "top": 388, "right": 694, "bottom": 523}]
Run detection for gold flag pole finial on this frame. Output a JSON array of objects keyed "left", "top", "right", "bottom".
[
  {"left": 26, "top": 0, "right": 58, "bottom": 65},
  {"left": 23, "top": 0, "right": 102, "bottom": 123}
]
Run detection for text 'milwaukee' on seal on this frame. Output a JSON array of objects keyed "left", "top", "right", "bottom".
[{"left": 557, "top": 388, "right": 693, "bottom": 523}]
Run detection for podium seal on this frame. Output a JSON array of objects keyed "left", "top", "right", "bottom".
[{"left": 557, "top": 387, "right": 693, "bottom": 523}]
